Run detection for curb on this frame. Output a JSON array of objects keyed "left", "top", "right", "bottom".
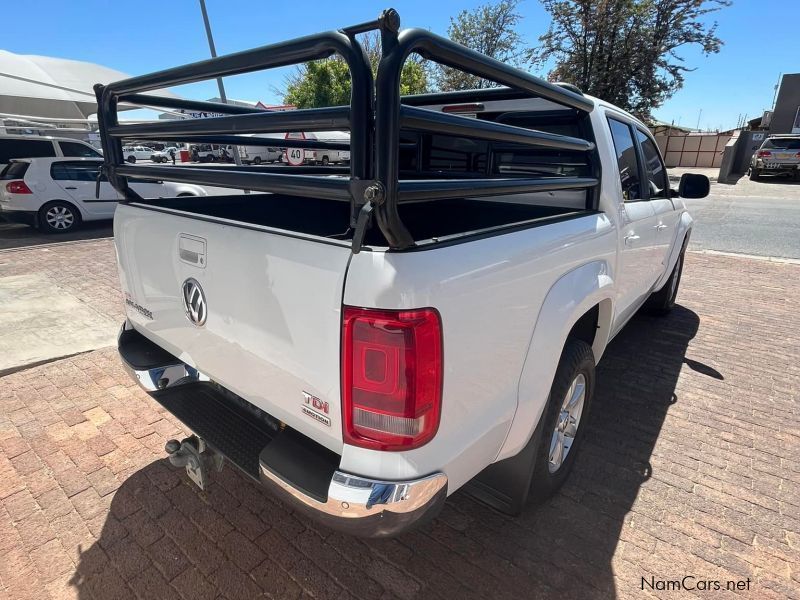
[{"left": 688, "top": 249, "right": 800, "bottom": 265}]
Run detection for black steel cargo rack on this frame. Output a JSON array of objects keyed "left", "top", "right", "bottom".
[{"left": 95, "top": 8, "right": 599, "bottom": 252}]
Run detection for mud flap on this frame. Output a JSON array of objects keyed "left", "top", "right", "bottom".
[{"left": 463, "top": 413, "right": 546, "bottom": 515}]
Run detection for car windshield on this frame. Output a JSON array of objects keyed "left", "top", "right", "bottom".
[{"left": 762, "top": 138, "right": 800, "bottom": 150}]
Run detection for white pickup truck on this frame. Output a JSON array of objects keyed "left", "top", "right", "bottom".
[{"left": 96, "top": 10, "right": 709, "bottom": 537}]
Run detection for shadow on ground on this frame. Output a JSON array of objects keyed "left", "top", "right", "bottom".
[
  {"left": 70, "top": 306, "right": 703, "bottom": 600},
  {"left": 0, "top": 220, "right": 113, "bottom": 250}
]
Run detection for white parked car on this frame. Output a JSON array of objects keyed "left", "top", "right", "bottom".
[
  {"left": 238, "top": 136, "right": 282, "bottom": 165},
  {"left": 0, "top": 134, "right": 101, "bottom": 171},
  {"left": 283, "top": 131, "right": 350, "bottom": 165},
  {"left": 122, "top": 145, "right": 155, "bottom": 163},
  {"left": 101, "top": 16, "right": 711, "bottom": 538},
  {"left": 151, "top": 147, "right": 180, "bottom": 163},
  {"left": 0, "top": 158, "right": 209, "bottom": 233}
]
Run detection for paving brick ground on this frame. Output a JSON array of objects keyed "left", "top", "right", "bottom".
[{"left": 0, "top": 240, "right": 798, "bottom": 600}]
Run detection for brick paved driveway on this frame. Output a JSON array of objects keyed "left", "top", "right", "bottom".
[{"left": 0, "top": 241, "right": 798, "bottom": 600}]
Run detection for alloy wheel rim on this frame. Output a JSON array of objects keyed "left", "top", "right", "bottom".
[
  {"left": 46, "top": 206, "right": 74, "bottom": 229},
  {"left": 548, "top": 373, "right": 586, "bottom": 473}
]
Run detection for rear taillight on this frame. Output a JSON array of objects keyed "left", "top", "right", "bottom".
[
  {"left": 342, "top": 306, "right": 442, "bottom": 451},
  {"left": 5, "top": 180, "right": 32, "bottom": 194},
  {"left": 757, "top": 150, "right": 772, "bottom": 158}
]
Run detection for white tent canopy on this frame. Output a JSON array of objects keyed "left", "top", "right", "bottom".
[{"left": 0, "top": 50, "right": 174, "bottom": 122}]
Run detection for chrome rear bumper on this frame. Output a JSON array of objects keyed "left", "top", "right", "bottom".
[{"left": 118, "top": 322, "right": 446, "bottom": 537}]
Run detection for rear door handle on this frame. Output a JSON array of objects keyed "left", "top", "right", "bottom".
[
  {"left": 64, "top": 186, "right": 77, "bottom": 190},
  {"left": 654, "top": 224, "right": 668, "bottom": 231},
  {"left": 624, "top": 234, "right": 641, "bottom": 246}
]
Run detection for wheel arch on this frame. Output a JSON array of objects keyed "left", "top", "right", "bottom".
[
  {"left": 654, "top": 212, "right": 692, "bottom": 291},
  {"left": 496, "top": 260, "right": 615, "bottom": 462}
]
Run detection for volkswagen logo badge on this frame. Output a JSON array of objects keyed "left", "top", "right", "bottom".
[{"left": 181, "top": 278, "right": 207, "bottom": 326}]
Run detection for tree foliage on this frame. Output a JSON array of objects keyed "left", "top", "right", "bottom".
[
  {"left": 283, "top": 32, "right": 428, "bottom": 108},
  {"left": 434, "top": 0, "right": 524, "bottom": 91},
  {"left": 532, "top": 0, "right": 730, "bottom": 119}
]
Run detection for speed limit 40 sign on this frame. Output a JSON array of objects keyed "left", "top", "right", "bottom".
[{"left": 286, "top": 147, "right": 304, "bottom": 166}]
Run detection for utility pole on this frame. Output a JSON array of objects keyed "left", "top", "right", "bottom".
[
  {"left": 771, "top": 73, "right": 782, "bottom": 110},
  {"left": 695, "top": 108, "right": 702, "bottom": 131},
  {"left": 198, "top": 0, "right": 246, "bottom": 174}
]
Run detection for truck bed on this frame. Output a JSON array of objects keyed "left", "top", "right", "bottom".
[{"left": 133, "top": 193, "right": 585, "bottom": 247}]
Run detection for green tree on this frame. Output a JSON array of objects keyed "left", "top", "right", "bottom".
[
  {"left": 532, "top": 0, "right": 730, "bottom": 119},
  {"left": 434, "top": 0, "right": 525, "bottom": 91},
  {"left": 284, "top": 32, "right": 429, "bottom": 108}
]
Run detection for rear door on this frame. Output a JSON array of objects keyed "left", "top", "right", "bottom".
[
  {"left": 114, "top": 206, "right": 352, "bottom": 452},
  {"left": 50, "top": 161, "right": 118, "bottom": 218}
]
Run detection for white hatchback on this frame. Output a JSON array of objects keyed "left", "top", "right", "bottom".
[{"left": 0, "top": 157, "right": 209, "bottom": 233}]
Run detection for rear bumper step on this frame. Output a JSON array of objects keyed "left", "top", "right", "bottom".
[{"left": 118, "top": 322, "right": 447, "bottom": 537}]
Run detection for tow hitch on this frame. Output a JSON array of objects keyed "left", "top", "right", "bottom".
[{"left": 164, "top": 435, "right": 223, "bottom": 490}]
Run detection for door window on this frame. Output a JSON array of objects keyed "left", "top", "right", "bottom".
[
  {"left": 607, "top": 118, "right": 643, "bottom": 202},
  {"left": 636, "top": 129, "right": 669, "bottom": 198},
  {"left": 58, "top": 141, "right": 101, "bottom": 158},
  {"left": 50, "top": 161, "right": 103, "bottom": 182}
]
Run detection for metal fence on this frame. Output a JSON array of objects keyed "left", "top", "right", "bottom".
[{"left": 654, "top": 134, "right": 731, "bottom": 168}]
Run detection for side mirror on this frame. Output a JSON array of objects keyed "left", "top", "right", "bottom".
[{"left": 678, "top": 173, "right": 710, "bottom": 198}]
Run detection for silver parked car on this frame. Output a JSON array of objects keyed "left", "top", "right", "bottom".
[{"left": 749, "top": 135, "right": 800, "bottom": 180}]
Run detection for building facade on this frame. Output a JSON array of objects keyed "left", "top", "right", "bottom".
[{"left": 769, "top": 73, "right": 800, "bottom": 135}]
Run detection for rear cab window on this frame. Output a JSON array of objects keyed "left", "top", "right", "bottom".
[
  {"left": 762, "top": 138, "right": 800, "bottom": 150},
  {"left": 1, "top": 161, "right": 30, "bottom": 180},
  {"left": 607, "top": 117, "right": 643, "bottom": 202}
]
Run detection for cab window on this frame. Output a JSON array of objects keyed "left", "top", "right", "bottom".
[
  {"left": 0, "top": 139, "right": 56, "bottom": 163},
  {"left": 607, "top": 118, "right": 643, "bottom": 202},
  {"left": 636, "top": 129, "right": 668, "bottom": 198},
  {"left": 58, "top": 141, "right": 101, "bottom": 158},
  {"left": 50, "top": 161, "right": 103, "bottom": 182}
]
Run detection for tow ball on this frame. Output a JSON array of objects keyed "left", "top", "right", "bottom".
[{"left": 164, "top": 436, "right": 223, "bottom": 490}]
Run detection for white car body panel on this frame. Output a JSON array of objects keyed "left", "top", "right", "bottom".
[
  {"left": 115, "top": 206, "right": 352, "bottom": 453},
  {"left": 109, "top": 94, "right": 694, "bottom": 499}
]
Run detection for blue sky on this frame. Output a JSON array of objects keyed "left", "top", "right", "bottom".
[{"left": 1, "top": 0, "right": 795, "bottom": 130}]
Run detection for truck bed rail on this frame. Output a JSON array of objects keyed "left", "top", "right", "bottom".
[{"left": 95, "top": 7, "right": 599, "bottom": 251}]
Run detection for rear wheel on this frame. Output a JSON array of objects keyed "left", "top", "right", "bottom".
[
  {"left": 749, "top": 168, "right": 760, "bottom": 181},
  {"left": 39, "top": 201, "right": 80, "bottom": 233},
  {"left": 253, "top": 156, "right": 262, "bottom": 165},
  {"left": 321, "top": 156, "right": 330, "bottom": 166},
  {"left": 127, "top": 155, "right": 136, "bottom": 164},
  {"left": 528, "top": 339, "right": 595, "bottom": 503}
]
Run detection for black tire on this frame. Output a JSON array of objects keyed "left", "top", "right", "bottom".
[
  {"left": 253, "top": 156, "right": 262, "bottom": 165},
  {"left": 321, "top": 156, "right": 330, "bottom": 166},
  {"left": 645, "top": 246, "right": 685, "bottom": 315},
  {"left": 126, "top": 155, "right": 136, "bottom": 164},
  {"left": 39, "top": 201, "right": 81, "bottom": 234},
  {"left": 529, "top": 339, "right": 595, "bottom": 503},
  {"left": 749, "top": 168, "right": 760, "bottom": 181}
]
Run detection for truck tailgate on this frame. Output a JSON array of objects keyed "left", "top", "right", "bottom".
[{"left": 114, "top": 203, "right": 350, "bottom": 452}]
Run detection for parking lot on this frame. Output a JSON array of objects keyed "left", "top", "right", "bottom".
[{"left": 0, "top": 174, "right": 799, "bottom": 599}]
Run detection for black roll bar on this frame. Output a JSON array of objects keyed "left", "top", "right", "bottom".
[
  {"left": 95, "top": 27, "right": 373, "bottom": 211},
  {"left": 373, "top": 24, "right": 597, "bottom": 249},
  {"left": 96, "top": 8, "right": 600, "bottom": 252}
]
